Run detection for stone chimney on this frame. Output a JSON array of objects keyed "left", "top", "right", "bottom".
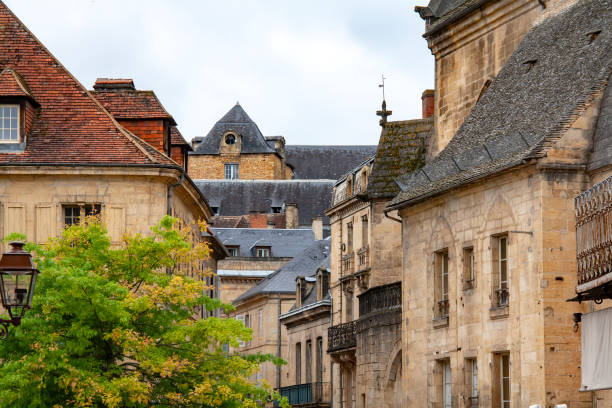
[
  {"left": 93, "top": 78, "right": 135, "bottom": 91},
  {"left": 312, "top": 217, "right": 323, "bottom": 241},
  {"left": 285, "top": 203, "right": 299, "bottom": 229},
  {"left": 422, "top": 89, "right": 434, "bottom": 119}
]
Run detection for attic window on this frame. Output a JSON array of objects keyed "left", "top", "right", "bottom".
[
  {"left": 256, "top": 246, "right": 271, "bottom": 257},
  {"left": 587, "top": 30, "right": 601, "bottom": 44},
  {"left": 523, "top": 59, "right": 537, "bottom": 73},
  {"left": 0, "top": 105, "right": 19, "bottom": 142},
  {"left": 225, "top": 134, "right": 236, "bottom": 145},
  {"left": 271, "top": 206, "right": 282, "bottom": 213}
]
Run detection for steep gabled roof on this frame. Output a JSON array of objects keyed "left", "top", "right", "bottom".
[
  {"left": 234, "top": 239, "right": 330, "bottom": 304},
  {"left": 0, "top": 1, "right": 176, "bottom": 167},
  {"left": 285, "top": 145, "right": 378, "bottom": 180},
  {"left": 367, "top": 118, "right": 432, "bottom": 199},
  {"left": 390, "top": 0, "right": 612, "bottom": 209},
  {"left": 191, "top": 103, "right": 276, "bottom": 155}
]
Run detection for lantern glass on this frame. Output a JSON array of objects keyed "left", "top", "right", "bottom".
[{"left": 0, "top": 269, "right": 36, "bottom": 319}]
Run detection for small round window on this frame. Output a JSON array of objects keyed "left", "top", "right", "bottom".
[{"left": 225, "top": 134, "right": 236, "bottom": 145}]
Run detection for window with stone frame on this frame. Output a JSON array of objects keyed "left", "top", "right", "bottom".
[
  {"left": 492, "top": 352, "right": 510, "bottom": 408},
  {"left": 434, "top": 359, "right": 452, "bottom": 408},
  {"left": 465, "top": 358, "right": 478, "bottom": 407},
  {"left": 463, "top": 246, "right": 475, "bottom": 290},
  {"left": 236, "top": 315, "right": 245, "bottom": 347},
  {"left": 255, "top": 246, "right": 271, "bottom": 258},
  {"left": 305, "top": 339, "right": 312, "bottom": 384},
  {"left": 361, "top": 214, "right": 369, "bottom": 248},
  {"left": 434, "top": 249, "right": 450, "bottom": 320},
  {"left": 295, "top": 342, "right": 302, "bottom": 384},
  {"left": 316, "top": 337, "right": 323, "bottom": 384},
  {"left": 258, "top": 308, "right": 263, "bottom": 339},
  {"left": 0, "top": 105, "right": 19, "bottom": 142},
  {"left": 347, "top": 222, "right": 353, "bottom": 253},
  {"left": 224, "top": 163, "right": 239, "bottom": 179},
  {"left": 491, "top": 235, "right": 509, "bottom": 307},
  {"left": 63, "top": 204, "right": 102, "bottom": 227}
]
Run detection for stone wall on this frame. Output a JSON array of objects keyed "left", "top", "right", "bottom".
[
  {"left": 425, "top": 0, "right": 545, "bottom": 158},
  {"left": 230, "top": 294, "right": 295, "bottom": 388},
  {"left": 398, "top": 164, "right": 590, "bottom": 407},
  {"left": 188, "top": 153, "right": 292, "bottom": 180}
]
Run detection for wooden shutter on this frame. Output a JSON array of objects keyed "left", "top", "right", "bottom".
[{"left": 35, "top": 204, "right": 56, "bottom": 244}]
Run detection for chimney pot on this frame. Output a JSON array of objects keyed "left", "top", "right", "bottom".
[
  {"left": 285, "top": 203, "right": 299, "bottom": 229},
  {"left": 312, "top": 217, "right": 323, "bottom": 241},
  {"left": 421, "top": 89, "right": 434, "bottom": 119}
]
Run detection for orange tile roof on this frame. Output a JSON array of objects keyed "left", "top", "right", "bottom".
[
  {"left": 0, "top": 1, "right": 175, "bottom": 167},
  {"left": 91, "top": 88, "right": 176, "bottom": 123}
]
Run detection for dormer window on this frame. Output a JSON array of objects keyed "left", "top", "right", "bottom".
[{"left": 0, "top": 105, "right": 19, "bottom": 142}]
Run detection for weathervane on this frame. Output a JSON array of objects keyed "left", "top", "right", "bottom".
[{"left": 376, "top": 74, "right": 392, "bottom": 127}]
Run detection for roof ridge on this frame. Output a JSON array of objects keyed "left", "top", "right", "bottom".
[{"left": 0, "top": 1, "right": 162, "bottom": 165}]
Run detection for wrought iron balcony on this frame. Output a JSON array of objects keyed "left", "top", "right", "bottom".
[
  {"left": 437, "top": 299, "right": 449, "bottom": 317},
  {"left": 341, "top": 252, "right": 354, "bottom": 275},
  {"left": 357, "top": 246, "right": 369, "bottom": 269},
  {"left": 328, "top": 320, "right": 357, "bottom": 353},
  {"left": 358, "top": 281, "right": 401, "bottom": 316},
  {"left": 575, "top": 176, "right": 612, "bottom": 291},
  {"left": 276, "top": 382, "right": 330, "bottom": 407},
  {"left": 494, "top": 288, "right": 509, "bottom": 307}
]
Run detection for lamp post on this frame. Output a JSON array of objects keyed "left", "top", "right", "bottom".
[{"left": 0, "top": 242, "right": 40, "bottom": 339}]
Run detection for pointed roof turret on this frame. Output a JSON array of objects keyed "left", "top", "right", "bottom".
[{"left": 192, "top": 103, "right": 276, "bottom": 154}]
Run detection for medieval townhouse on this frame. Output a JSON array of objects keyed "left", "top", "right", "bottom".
[{"left": 384, "top": 0, "right": 611, "bottom": 407}]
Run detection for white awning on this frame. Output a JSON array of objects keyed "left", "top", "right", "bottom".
[{"left": 581, "top": 307, "right": 612, "bottom": 391}]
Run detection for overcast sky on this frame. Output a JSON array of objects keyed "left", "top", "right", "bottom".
[{"left": 4, "top": 0, "right": 433, "bottom": 146}]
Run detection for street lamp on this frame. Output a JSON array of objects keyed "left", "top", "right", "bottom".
[{"left": 0, "top": 242, "right": 40, "bottom": 339}]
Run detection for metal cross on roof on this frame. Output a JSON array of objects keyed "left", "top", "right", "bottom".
[{"left": 376, "top": 75, "right": 392, "bottom": 127}]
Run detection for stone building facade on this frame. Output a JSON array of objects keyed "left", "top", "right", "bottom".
[
  {"left": 416, "top": 0, "right": 556, "bottom": 158},
  {"left": 279, "top": 262, "right": 332, "bottom": 407},
  {"left": 325, "top": 102, "right": 433, "bottom": 408},
  {"left": 386, "top": 1, "right": 612, "bottom": 407},
  {"left": 229, "top": 239, "right": 330, "bottom": 390}
]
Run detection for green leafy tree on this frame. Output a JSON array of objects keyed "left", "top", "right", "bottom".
[{"left": 0, "top": 216, "right": 287, "bottom": 408}]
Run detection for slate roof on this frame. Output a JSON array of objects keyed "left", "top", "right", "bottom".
[
  {"left": 195, "top": 179, "right": 335, "bottom": 225},
  {"left": 212, "top": 228, "right": 315, "bottom": 258},
  {"left": 0, "top": 2, "right": 176, "bottom": 167},
  {"left": 589, "top": 75, "right": 612, "bottom": 172},
  {"left": 285, "top": 145, "right": 378, "bottom": 180},
  {"left": 91, "top": 83, "right": 176, "bottom": 124},
  {"left": 234, "top": 239, "right": 330, "bottom": 304},
  {"left": 419, "top": 0, "right": 493, "bottom": 37},
  {"left": 367, "top": 118, "right": 432, "bottom": 199},
  {"left": 191, "top": 103, "right": 276, "bottom": 155},
  {"left": 390, "top": 0, "right": 612, "bottom": 209}
]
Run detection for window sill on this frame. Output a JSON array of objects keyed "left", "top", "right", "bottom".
[
  {"left": 0, "top": 141, "right": 25, "bottom": 153},
  {"left": 489, "top": 305, "right": 509, "bottom": 320},
  {"left": 432, "top": 316, "right": 449, "bottom": 329}
]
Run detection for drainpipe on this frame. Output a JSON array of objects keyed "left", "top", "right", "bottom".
[
  {"left": 167, "top": 170, "right": 185, "bottom": 216},
  {"left": 383, "top": 209, "right": 402, "bottom": 223},
  {"left": 277, "top": 292, "right": 282, "bottom": 389}
]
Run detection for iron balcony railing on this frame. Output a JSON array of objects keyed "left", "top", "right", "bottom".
[
  {"left": 327, "top": 320, "right": 357, "bottom": 353},
  {"left": 357, "top": 246, "right": 370, "bottom": 269},
  {"left": 494, "top": 288, "right": 509, "bottom": 307},
  {"left": 358, "top": 281, "right": 401, "bottom": 316},
  {"left": 276, "top": 382, "right": 330, "bottom": 406},
  {"left": 575, "top": 176, "right": 612, "bottom": 287},
  {"left": 341, "top": 252, "right": 354, "bottom": 275},
  {"left": 437, "top": 299, "right": 449, "bottom": 318}
]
